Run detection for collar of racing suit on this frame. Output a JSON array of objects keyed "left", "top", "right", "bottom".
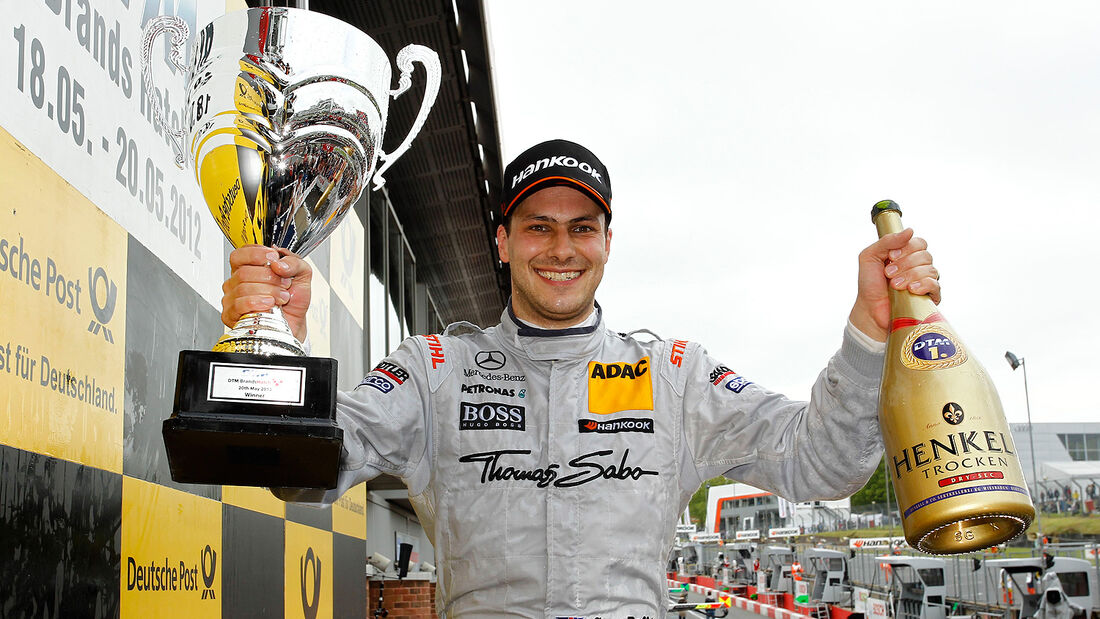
[{"left": 499, "top": 300, "right": 606, "bottom": 362}]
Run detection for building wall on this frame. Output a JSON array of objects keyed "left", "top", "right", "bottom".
[
  {"left": 0, "top": 2, "right": 443, "bottom": 616},
  {"left": 1009, "top": 422, "right": 1100, "bottom": 488}
]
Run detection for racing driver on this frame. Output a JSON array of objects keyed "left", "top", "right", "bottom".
[{"left": 220, "top": 139, "right": 941, "bottom": 618}]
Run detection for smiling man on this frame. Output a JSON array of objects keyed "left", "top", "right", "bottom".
[{"left": 221, "top": 139, "right": 940, "bottom": 618}]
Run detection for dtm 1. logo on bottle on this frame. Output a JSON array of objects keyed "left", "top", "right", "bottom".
[{"left": 900, "top": 324, "right": 968, "bottom": 370}]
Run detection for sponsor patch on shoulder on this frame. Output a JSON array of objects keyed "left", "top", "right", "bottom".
[
  {"left": 724, "top": 375, "right": 753, "bottom": 393},
  {"left": 709, "top": 364, "right": 735, "bottom": 385},
  {"left": 371, "top": 361, "right": 408, "bottom": 384},
  {"left": 358, "top": 375, "right": 395, "bottom": 393}
]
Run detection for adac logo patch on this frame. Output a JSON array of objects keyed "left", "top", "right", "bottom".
[
  {"left": 587, "top": 357, "right": 653, "bottom": 415},
  {"left": 901, "top": 324, "right": 968, "bottom": 371}
]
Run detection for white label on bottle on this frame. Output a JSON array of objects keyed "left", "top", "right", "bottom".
[{"left": 208, "top": 363, "right": 306, "bottom": 406}]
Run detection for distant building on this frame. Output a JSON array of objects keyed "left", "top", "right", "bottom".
[
  {"left": 703, "top": 483, "right": 850, "bottom": 536},
  {"left": 1009, "top": 422, "right": 1100, "bottom": 503}
]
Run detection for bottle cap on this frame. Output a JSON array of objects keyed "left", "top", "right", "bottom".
[{"left": 871, "top": 199, "right": 902, "bottom": 222}]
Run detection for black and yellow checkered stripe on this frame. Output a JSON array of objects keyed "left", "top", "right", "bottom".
[{"left": 0, "top": 122, "right": 370, "bottom": 617}]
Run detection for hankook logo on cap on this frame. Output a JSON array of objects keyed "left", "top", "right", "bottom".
[{"left": 475, "top": 351, "right": 506, "bottom": 370}]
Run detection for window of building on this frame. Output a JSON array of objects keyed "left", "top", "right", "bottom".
[{"left": 1057, "top": 434, "right": 1100, "bottom": 461}]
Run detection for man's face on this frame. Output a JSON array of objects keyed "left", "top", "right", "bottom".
[{"left": 497, "top": 186, "right": 611, "bottom": 328}]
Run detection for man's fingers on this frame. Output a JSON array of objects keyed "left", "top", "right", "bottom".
[
  {"left": 235, "top": 265, "right": 294, "bottom": 287},
  {"left": 229, "top": 245, "right": 280, "bottom": 270},
  {"left": 884, "top": 249, "right": 934, "bottom": 276}
]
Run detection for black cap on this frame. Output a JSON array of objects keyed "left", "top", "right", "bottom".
[{"left": 501, "top": 139, "right": 612, "bottom": 217}]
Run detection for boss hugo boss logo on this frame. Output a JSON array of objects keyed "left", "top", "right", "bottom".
[
  {"left": 459, "top": 448, "right": 657, "bottom": 488},
  {"left": 578, "top": 418, "right": 654, "bottom": 434},
  {"left": 460, "top": 401, "right": 526, "bottom": 431},
  {"left": 475, "top": 350, "right": 506, "bottom": 370},
  {"left": 461, "top": 383, "right": 516, "bottom": 397},
  {"left": 511, "top": 155, "right": 603, "bottom": 189},
  {"left": 942, "top": 402, "right": 964, "bottom": 425},
  {"left": 300, "top": 547, "right": 322, "bottom": 619}
]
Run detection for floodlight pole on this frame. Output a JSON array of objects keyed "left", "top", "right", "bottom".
[{"left": 1005, "top": 351, "right": 1043, "bottom": 551}]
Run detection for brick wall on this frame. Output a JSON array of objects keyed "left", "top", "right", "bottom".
[{"left": 367, "top": 579, "right": 436, "bottom": 618}]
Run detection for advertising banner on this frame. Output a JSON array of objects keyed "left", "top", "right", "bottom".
[
  {"left": 0, "top": 127, "right": 126, "bottom": 473},
  {"left": 0, "top": 0, "right": 225, "bottom": 306}
]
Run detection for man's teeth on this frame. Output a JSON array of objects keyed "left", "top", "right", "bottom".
[{"left": 537, "top": 270, "right": 581, "bottom": 281}]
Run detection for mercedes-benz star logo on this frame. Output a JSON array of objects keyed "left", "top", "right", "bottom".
[{"left": 475, "top": 350, "right": 506, "bottom": 370}]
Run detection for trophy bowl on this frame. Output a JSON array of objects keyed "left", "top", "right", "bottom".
[{"left": 142, "top": 7, "right": 440, "bottom": 488}]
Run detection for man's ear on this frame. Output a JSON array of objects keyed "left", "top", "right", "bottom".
[{"left": 496, "top": 224, "right": 509, "bottom": 263}]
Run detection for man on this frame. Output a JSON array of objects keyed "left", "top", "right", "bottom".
[{"left": 222, "top": 139, "right": 940, "bottom": 618}]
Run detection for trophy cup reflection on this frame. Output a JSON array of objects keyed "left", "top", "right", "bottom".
[{"left": 141, "top": 7, "right": 440, "bottom": 488}]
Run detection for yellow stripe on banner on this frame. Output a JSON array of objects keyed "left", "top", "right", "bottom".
[
  {"left": 285, "top": 521, "right": 334, "bottom": 619},
  {"left": 332, "top": 482, "right": 367, "bottom": 540},
  {"left": 221, "top": 485, "right": 287, "bottom": 520},
  {"left": 0, "top": 127, "right": 127, "bottom": 473},
  {"left": 121, "top": 476, "right": 222, "bottom": 617}
]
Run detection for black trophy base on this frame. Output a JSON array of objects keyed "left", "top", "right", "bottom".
[{"left": 165, "top": 350, "right": 343, "bottom": 489}]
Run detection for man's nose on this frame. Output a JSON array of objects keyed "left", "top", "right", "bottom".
[{"left": 546, "top": 228, "right": 577, "bottom": 261}]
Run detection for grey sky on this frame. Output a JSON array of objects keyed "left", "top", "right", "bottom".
[{"left": 485, "top": 1, "right": 1100, "bottom": 424}]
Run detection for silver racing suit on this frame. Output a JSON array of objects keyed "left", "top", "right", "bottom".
[{"left": 302, "top": 305, "right": 885, "bottom": 618}]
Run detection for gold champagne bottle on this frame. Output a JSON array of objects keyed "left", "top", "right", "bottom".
[{"left": 872, "top": 200, "right": 1034, "bottom": 554}]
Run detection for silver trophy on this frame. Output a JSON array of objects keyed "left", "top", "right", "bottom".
[{"left": 141, "top": 7, "right": 440, "bottom": 488}]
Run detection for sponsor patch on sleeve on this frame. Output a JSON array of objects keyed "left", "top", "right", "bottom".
[
  {"left": 358, "top": 375, "right": 395, "bottom": 393},
  {"left": 724, "top": 375, "right": 753, "bottom": 393},
  {"left": 587, "top": 357, "right": 654, "bottom": 415},
  {"left": 370, "top": 361, "right": 408, "bottom": 384},
  {"left": 709, "top": 364, "right": 753, "bottom": 393}
]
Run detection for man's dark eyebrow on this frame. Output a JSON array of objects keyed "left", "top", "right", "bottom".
[{"left": 522, "top": 214, "right": 600, "bottom": 224}]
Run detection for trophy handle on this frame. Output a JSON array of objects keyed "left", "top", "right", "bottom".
[
  {"left": 140, "top": 15, "right": 190, "bottom": 169},
  {"left": 373, "top": 44, "right": 442, "bottom": 189}
]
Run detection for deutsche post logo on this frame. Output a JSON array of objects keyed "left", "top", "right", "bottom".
[
  {"left": 201, "top": 545, "right": 217, "bottom": 599},
  {"left": 587, "top": 357, "right": 653, "bottom": 415},
  {"left": 300, "top": 547, "right": 322, "bottom": 619},
  {"left": 900, "top": 324, "right": 967, "bottom": 371},
  {"left": 87, "top": 265, "right": 118, "bottom": 343}
]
